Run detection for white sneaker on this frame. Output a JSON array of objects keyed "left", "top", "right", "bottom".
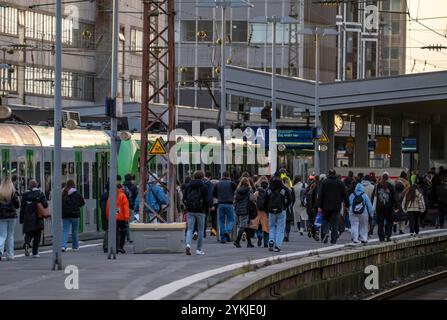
[
  {"left": 32, "top": 254, "right": 40, "bottom": 258},
  {"left": 72, "top": 248, "right": 79, "bottom": 252},
  {"left": 196, "top": 250, "right": 205, "bottom": 255}
]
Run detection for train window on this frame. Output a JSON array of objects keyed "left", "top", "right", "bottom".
[
  {"left": 62, "top": 163, "right": 67, "bottom": 176},
  {"left": 11, "top": 162, "right": 17, "bottom": 189},
  {"left": 83, "top": 162, "right": 90, "bottom": 200},
  {"left": 2, "top": 161, "right": 9, "bottom": 179},
  {"left": 92, "top": 162, "right": 97, "bottom": 199},
  {"left": 19, "top": 162, "right": 25, "bottom": 194},
  {"left": 35, "top": 162, "right": 41, "bottom": 186},
  {"left": 44, "top": 162, "right": 51, "bottom": 200},
  {"left": 69, "top": 162, "right": 75, "bottom": 175}
]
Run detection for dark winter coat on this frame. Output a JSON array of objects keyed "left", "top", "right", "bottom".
[
  {"left": 19, "top": 189, "right": 48, "bottom": 233},
  {"left": 62, "top": 189, "right": 85, "bottom": 219},
  {"left": 234, "top": 187, "right": 251, "bottom": 216},
  {"left": 317, "top": 175, "right": 349, "bottom": 212},
  {"left": 0, "top": 192, "right": 20, "bottom": 219},
  {"left": 213, "top": 178, "right": 237, "bottom": 204}
]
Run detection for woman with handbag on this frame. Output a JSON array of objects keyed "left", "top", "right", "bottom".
[
  {"left": 19, "top": 179, "right": 49, "bottom": 258},
  {"left": 282, "top": 176, "right": 295, "bottom": 242},
  {"left": 0, "top": 177, "right": 20, "bottom": 261},
  {"left": 401, "top": 182, "right": 426, "bottom": 236}
]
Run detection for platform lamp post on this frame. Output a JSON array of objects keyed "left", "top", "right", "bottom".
[
  {"left": 297, "top": 26, "right": 338, "bottom": 175},
  {"left": 250, "top": 15, "right": 298, "bottom": 175},
  {"left": 197, "top": 0, "right": 253, "bottom": 178}
]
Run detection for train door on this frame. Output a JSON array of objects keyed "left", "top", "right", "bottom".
[
  {"left": 79, "top": 150, "right": 97, "bottom": 233},
  {"left": 95, "top": 151, "right": 109, "bottom": 231}
]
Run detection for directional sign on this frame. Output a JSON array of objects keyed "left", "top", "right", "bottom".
[{"left": 149, "top": 138, "right": 167, "bottom": 155}]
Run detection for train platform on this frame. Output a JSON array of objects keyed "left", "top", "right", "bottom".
[{"left": 0, "top": 227, "right": 444, "bottom": 300}]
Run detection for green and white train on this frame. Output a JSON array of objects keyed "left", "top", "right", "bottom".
[{"left": 0, "top": 122, "right": 257, "bottom": 245}]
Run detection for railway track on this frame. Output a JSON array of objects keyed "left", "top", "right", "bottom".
[{"left": 365, "top": 269, "right": 447, "bottom": 300}]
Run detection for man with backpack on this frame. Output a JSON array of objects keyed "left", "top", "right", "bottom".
[
  {"left": 317, "top": 169, "right": 349, "bottom": 244},
  {"left": 349, "top": 183, "right": 374, "bottom": 243},
  {"left": 183, "top": 171, "right": 209, "bottom": 255},
  {"left": 265, "top": 172, "right": 292, "bottom": 253},
  {"left": 371, "top": 172, "right": 397, "bottom": 242},
  {"left": 213, "top": 171, "right": 237, "bottom": 243}
]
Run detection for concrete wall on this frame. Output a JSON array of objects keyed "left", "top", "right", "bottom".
[{"left": 191, "top": 232, "right": 447, "bottom": 300}]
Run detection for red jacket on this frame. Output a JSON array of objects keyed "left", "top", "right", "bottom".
[{"left": 106, "top": 187, "right": 130, "bottom": 221}]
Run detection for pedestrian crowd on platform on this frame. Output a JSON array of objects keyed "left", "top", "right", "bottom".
[
  {"left": 177, "top": 166, "right": 447, "bottom": 255},
  {"left": 1, "top": 165, "right": 446, "bottom": 260}
]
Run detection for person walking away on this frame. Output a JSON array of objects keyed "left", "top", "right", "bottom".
[
  {"left": 61, "top": 180, "right": 85, "bottom": 252},
  {"left": 106, "top": 183, "right": 130, "bottom": 254},
  {"left": 402, "top": 182, "right": 426, "bottom": 236},
  {"left": 305, "top": 176, "right": 319, "bottom": 239},
  {"left": 233, "top": 177, "right": 255, "bottom": 248},
  {"left": 183, "top": 171, "right": 209, "bottom": 255},
  {"left": 292, "top": 176, "right": 308, "bottom": 236},
  {"left": 250, "top": 176, "right": 269, "bottom": 247},
  {"left": 349, "top": 183, "right": 374, "bottom": 243},
  {"left": 394, "top": 172, "right": 410, "bottom": 234},
  {"left": 0, "top": 177, "right": 20, "bottom": 261},
  {"left": 100, "top": 184, "right": 109, "bottom": 253},
  {"left": 213, "top": 171, "right": 237, "bottom": 243},
  {"left": 372, "top": 172, "right": 397, "bottom": 242},
  {"left": 317, "top": 169, "right": 349, "bottom": 244},
  {"left": 282, "top": 176, "right": 295, "bottom": 242},
  {"left": 123, "top": 174, "right": 137, "bottom": 243},
  {"left": 265, "top": 173, "right": 292, "bottom": 252},
  {"left": 20, "top": 180, "right": 48, "bottom": 258}
]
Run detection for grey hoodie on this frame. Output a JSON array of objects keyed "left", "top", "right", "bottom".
[{"left": 361, "top": 180, "right": 375, "bottom": 201}]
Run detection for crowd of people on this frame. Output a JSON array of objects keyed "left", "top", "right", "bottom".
[
  {"left": 1, "top": 165, "right": 446, "bottom": 260},
  {"left": 177, "top": 166, "right": 447, "bottom": 255}
]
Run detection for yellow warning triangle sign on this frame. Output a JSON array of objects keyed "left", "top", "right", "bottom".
[
  {"left": 149, "top": 138, "right": 167, "bottom": 155},
  {"left": 318, "top": 130, "right": 330, "bottom": 144}
]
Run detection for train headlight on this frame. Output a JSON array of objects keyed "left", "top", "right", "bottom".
[{"left": 0, "top": 105, "right": 12, "bottom": 119}]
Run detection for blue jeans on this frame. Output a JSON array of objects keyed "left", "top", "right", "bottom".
[
  {"left": 269, "top": 211, "right": 286, "bottom": 249},
  {"left": 185, "top": 212, "right": 205, "bottom": 251},
  {"left": 62, "top": 218, "right": 80, "bottom": 249},
  {"left": 218, "top": 204, "right": 235, "bottom": 241},
  {"left": 0, "top": 218, "right": 16, "bottom": 258}
]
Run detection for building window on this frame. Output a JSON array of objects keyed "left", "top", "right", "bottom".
[
  {"left": 73, "top": 22, "right": 95, "bottom": 49},
  {"left": 0, "top": 65, "right": 17, "bottom": 93},
  {"left": 391, "top": 21, "right": 400, "bottom": 34},
  {"left": 391, "top": 48, "right": 399, "bottom": 59},
  {"left": 0, "top": 6, "right": 18, "bottom": 35},
  {"left": 197, "top": 67, "right": 212, "bottom": 81},
  {"left": 130, "top": 79, "right": 142, "bottom": 102},
  {"left": 130, "top": 28, "right": 143, "bottom": 53},
  {"left": 249, "top": 23, "right": 288, "bottom": 44},
  {"left": 181, "top": 20, "right": 196, "bottom": 41},
  {"left": 390, "top": 0, "right": 401, "bottom": 11},
  {"left": 25, "top": 10, "right": 72, "bottom": 44},
  {"left": 25, "top": 66, "right": 94, "bottom": 100},
  {"left": 197, "top": 20, "right": 213, "bottom": 42}
]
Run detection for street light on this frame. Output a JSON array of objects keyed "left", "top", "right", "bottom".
[
  {"left": 297, "top": 26, "right": 338, "bottom": 175},
  {"left": 197, "top": 0, "right": 253, "bottom": 177},
  {"left": 250, "top": 15, "right": 298, "bottom": 175}
]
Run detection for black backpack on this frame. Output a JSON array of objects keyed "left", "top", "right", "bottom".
[
  {"left": 248, "top": 201, "right": 257, "bottom": 219},
  {"left": 123, "top": 184, "right": 135, "bottom": 209},
  {"left": 62, "top": 193, "right": 78, "bottom": 215},
  {"left": 185, "top": 186, "right": 203, "bottom": 213},
  {"left": 256, "top": 187, "right": 267, "bottom": 211},
  {"left": 268, "top": 188, "right": 286, "bottom": 214},
  {"left": 353, "top": 192, "right": 366, "bottom": 214}
]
